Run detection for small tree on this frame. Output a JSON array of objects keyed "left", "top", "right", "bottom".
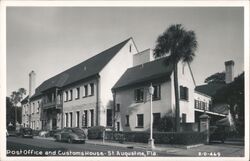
[
  {"left": 154, "top": 24, "right": 198, "bottom": 132},
  {"left": 157, "top": 115, "right": 175, "bottom": 132},
  {"left": 10, "top": 88, "right": 27, "bottom": 127}
]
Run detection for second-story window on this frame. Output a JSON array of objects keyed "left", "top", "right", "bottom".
[
  {"left": 89, "top": 83, "right": 94, "bottom": 96},
  {"left": 116, "top": 104, "right": 120, "bottom": 112},
  {"left": 69, "top": 90, "right": 73, "bottom": 101},
  {"left": 134, "top": 88, "right": 144, "bottom": 102},
  {"left": 37, "top": 101, "right": 40, "bottom": 113},
  {"left": 83, "top": 85, "right": 88, "bottom": 97},
  {"left": 180, "top": 86, "right": 189, "bottom": 101},
  {"left": 65, "top": 91, "right": 68, "bottom": 102},
  {"left": 153, "top": 85, "right": 161, "bottom": 100},
  {"left": 75, "top": 88, "right": 80, "bottom": 99}
]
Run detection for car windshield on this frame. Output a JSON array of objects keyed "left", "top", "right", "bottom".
[{"left": 72, "top": 128, "right": 84, "bottom": 134}]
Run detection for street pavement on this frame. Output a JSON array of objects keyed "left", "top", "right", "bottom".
[{"left": 6, "top": 136, "right": 244, "bottom": 157}]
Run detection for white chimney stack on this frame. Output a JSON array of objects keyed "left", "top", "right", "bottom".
[
  {"left": 133, "top": 48, "right": 154, "bottom": 66},
  {"left": 225, "top": 60, "right": 234, "bottom": 84},
  {"left": 29, "top": 70, "right": 36, "bottom": 97}
]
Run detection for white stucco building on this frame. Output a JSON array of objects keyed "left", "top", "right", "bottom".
[
  {"left": 21, "top": 38, "right": 138, "bottom": 130},
  {"left": 112, "top": 49, "right": 227, "bottom": 132},
  {"left": 21, "top": 38, "right": 229, "bottom": 132}
]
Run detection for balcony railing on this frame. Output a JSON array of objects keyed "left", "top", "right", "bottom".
[{"left": 42, "top": 100, "right": 62, "bottom": 110}]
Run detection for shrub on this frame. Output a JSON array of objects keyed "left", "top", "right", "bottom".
[
  {"left": 157, "top": 115, "right": 175, "bottom": 132},
  {"left": 88, "top": 126, "right": 105, "bottom": 139},
  {"left": 106, "top": 131, "right": 206, "bottom": 145}
]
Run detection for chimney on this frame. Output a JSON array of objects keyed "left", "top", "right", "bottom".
[
  {"left": 224, "top": 60, "right": 234, "bottom": 84},
  {"left": 29, "top": 70, "right": 36, "bottom": 97},
  {"left": 133, "top": 48, "right": 154, "bottom": 66}
]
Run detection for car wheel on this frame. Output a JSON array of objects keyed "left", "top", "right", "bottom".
[{"left": 68, "top": 137, "right": 73, "bottom": 144}]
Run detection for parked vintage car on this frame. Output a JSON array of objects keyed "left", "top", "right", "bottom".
[
  {"left": 54, "top": 128, "right": 86, "bottom": 144},
  {"left": 17, "top": 127, "right": 33, "bottom": 138}
]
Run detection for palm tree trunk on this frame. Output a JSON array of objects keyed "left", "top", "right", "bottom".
[{"left": 174, "top": 62, "right": 180, "bottom": 132}]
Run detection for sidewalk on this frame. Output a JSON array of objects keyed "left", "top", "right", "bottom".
[
  {"left": 33, "top": 136, "right": 244, "bottom": 156},
  {"left": 34, "top": 136, "right": 201, "bottom": 152}
]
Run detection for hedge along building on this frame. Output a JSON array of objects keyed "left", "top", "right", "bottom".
[
  {"left": 112, "top": 49, "right": 226, "bottom": 132},
  {"left": 21, "top": 38, "right": 138, "bottom": 130}
]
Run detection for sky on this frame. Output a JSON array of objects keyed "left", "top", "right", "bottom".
[{"left": 6, "top": 7, "right": 244, "bottom": 96}]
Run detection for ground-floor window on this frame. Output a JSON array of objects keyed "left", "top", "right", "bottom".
[
  {"left": 90, "top": 109, "right": 94, "bottom": 127},
  {"left": 125, "top": 115, "right": 129, "bottom": 127},
  {"left": 106, "top": 109, "right": 112, "bottom": 126},
  {"left": 37, "top": 120, "right": 40, "bottom": 129},
  {"left": 137, "top": 114, "right": 144, "bottom": 128},
  {"left": 76, "top": 111, "right": 80, "bottom": 127},
  {"left": 65, "top": 113, "right": 68, "bottom": 127},
  {"left": 82, "top": 110, "right": 88, "bottom": 127},
  {"left": 69, "top": 112, "right": 73, "bottom": 127}
]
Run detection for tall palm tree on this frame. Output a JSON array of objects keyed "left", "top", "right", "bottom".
[
  {"left": 153, "top": 24, "right": 197, "bottom": 132},
  {"left": 10, "top": 88, "right": 26, "bottom": 127}
]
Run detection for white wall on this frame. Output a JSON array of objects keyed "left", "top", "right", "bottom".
[
  {"left": 22, "top": 103, "right": 29, "bottom": 127},
  {"left": 133, "top": 49, "right": 154, "bottom": 66},
  {"left": 115, "top": 81, "right": 172, "bottom": 131},
  {"left": 26, "top": 98, "right": 42, "bottom": 130},
  {"left": 171, "top": 62, "right": 196, "bottom": 123},
  {"left": 63, "top": 78, "right": 97, "bottom": 128},
  {"left": 99, "top": 39, "right": 138, "bottom": 126}
]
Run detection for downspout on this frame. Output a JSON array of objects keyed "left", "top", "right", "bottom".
[{"left": 96, "top": 75, "right": 100, "bottom": 126}]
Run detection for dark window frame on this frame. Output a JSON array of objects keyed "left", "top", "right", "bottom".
[
  {"left": 116, "top": 104, "right": 120, "bottom": 112},
  {"left": 83, "top": 85, "right": 88, "bottom": 98},
  {"left": 125, "top": 115, "right": 129, "bottom": 127},
  {"left": 180, "top": 86, "right": 189, "bottom": 101},
  {"left": 153, "top": 84, "right": 161, "bottom": 101},
  {"left": 136, "top": 114, "right": 144, "bottom": 128},
  {"left": 134, "top": 88, "right": 144, "bottom": 103},
  {"left": 75, "top": 87, "right": 80, "bottom": 100},
  {"left": 90, "top": 83, "right": 94, "bottom": 96},
  {"left": 90, "top": 109, "right": 94, "bottom": 127},
  {"left": 76, "top": 111, "right": 80, "bottom": 127},
  {"left": 65, "top": 91, "right": 68, "bottom": 102},
  {"left": 69, "top": 90, "right": 73, "bottom": 101}
]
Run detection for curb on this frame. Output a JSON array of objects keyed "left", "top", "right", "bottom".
[
  {"left": 34, "top": 136, "right": 55, "bottom": 141},
  {"left": 33, "top": 136, "right": 204, "bottom": 151}
]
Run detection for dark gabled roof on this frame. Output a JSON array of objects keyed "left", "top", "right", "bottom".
[
  {"left": 195, "top": 82, "right": 226, "bottom": 97},
  {"left": 21, "top": 96, "right": 29, "bottom": 104},
  {"left": 112, "top": 58, "right": 173, "bottom": 90},
  {"left": 30, "top": 38, "right": 131, "bottom": 100}
]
